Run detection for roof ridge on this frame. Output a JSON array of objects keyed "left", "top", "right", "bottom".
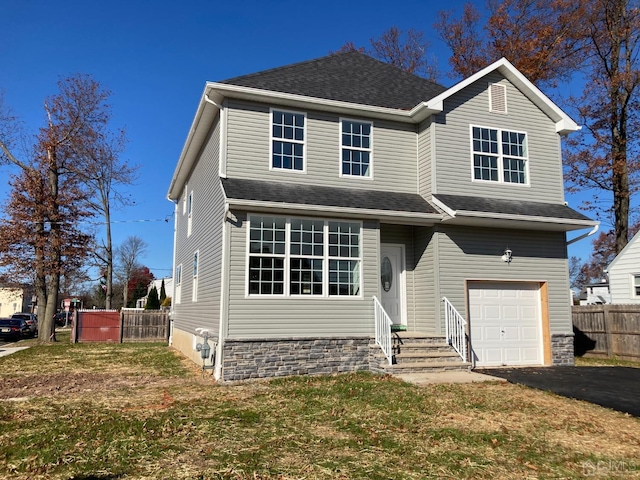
[{"left": 219, "top": 50, "right": 354, "bottom": 84}]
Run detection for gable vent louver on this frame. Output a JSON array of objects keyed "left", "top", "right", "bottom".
[{"left": 489, "top": 83, "right": 507, "bottom": 114}]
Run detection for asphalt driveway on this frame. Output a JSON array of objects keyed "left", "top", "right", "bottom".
[{"left": 476, "top": 366, "right": 640, "bottom": 417}]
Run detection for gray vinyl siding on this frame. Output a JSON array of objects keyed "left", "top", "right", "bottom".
[
  {"left": 173, "top": 116, "right": 225, "bottom": 335},
  {"left": 224, "top": 99, "right": 418, "bottom": 193},
  {"left": 434, "top": 225, "right": 572, "bottom": 335},
  {"left": 433, "top": 73, "right": 565, "bottom": 203},
  {"left": 413, "top": 226, "right": 437, "bottom": 335},
  {"left": 417, "top": 118, "right": 433, "bottom": 198},
  {"left": 609, "top": 239, "right": 640, "bottom": 303},
  {"left": 226, "top": 212, "right": 380, "bottom": 338}
]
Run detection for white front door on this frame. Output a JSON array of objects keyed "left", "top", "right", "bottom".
[{"left": 380, "top": 244, "right": 405, "bottom": 325}]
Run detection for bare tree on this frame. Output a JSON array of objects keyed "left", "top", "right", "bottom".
[
  {"left": 115, "top": 235, "right": 147, "bottom": 308},
  {"left": 77, "top": 129, "right": 137, "bottom": 309},
  {"left": 0, "top": 75, "right": 112, "bottom": 341}
]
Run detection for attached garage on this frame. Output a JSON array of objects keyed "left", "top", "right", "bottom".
[{"left": 468, "top": 281, "right": 546, "bottom": 367}]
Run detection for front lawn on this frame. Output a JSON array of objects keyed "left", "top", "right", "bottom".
[{"left": 0, "top": 339, "right": 638, "bottom": 479}]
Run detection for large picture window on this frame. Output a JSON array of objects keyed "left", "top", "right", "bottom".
[
  {"left": 271, "top": 110, "right": 305, "bottom": 171},
  {"left": 248, "top": 215, "right": 362, "bottom": 297},
  {"left": 341, "top": 119, "right": 372, "bottom": 177},
  {"left": 472, "top": 126, "right": 528, "bottom": 184}
]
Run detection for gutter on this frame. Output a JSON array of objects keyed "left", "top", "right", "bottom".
[{"left": 566, "top": 223, "right": 599, "bottom": 245}]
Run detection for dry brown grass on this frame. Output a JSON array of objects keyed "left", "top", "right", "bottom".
[{"left": 1, "top": 338, "right": 639, "bottom": 479}]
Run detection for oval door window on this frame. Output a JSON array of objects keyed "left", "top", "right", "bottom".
[{"left": 381, "top": 256, "right": 393, "bottom": 292}]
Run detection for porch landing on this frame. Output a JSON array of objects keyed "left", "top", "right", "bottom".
[{"left": 372, "top": 331, "right": 471, "bottom": 375}]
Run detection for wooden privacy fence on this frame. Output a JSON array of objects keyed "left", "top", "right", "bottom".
[
  {"left": 572, "top": 305, "right": 640, "bottom": 361},
  {"left": 73, "top": 309, "right": 170, "bottom": 343}
]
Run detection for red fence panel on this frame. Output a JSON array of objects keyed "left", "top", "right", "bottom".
[{"left": 75, "top": 310, "right": 120, "bottom": 343}]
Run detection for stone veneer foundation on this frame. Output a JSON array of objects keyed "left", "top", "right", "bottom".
[
  {"left": 221, "top": 337, "right": 374, "bottom": 382},
  {"left": 551, "top": 333, "right": 575, "bottom": 366}
]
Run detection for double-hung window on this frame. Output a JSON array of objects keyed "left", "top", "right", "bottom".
[
  {"left": 248, "top": 215, "right": 362, "bottom": 297},
  {"left": 192, "top": 251, "right": 199, "bottom": 302},
  {"left": 633, "top": 275, "right": 640, "bottom": 297},
  {"left": 472, "top": 126, "right": 528, "bottom": 184},
  {"left": 271, "top": 110, "right": 305, "bottom": 171},
  {"left": 175, "top": 264, "right": 182, "bottom": 304},
  {"left": 341, "top": 119, "right": 372, "bottom": 177},
  {"left": 187, "top": 191, "right": 193, "bottom": 236}
]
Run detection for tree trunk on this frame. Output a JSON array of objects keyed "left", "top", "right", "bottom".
[{"left": 104, "top": 200, "right": 113, "bottom": 310}]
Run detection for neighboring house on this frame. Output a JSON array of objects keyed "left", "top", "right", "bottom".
[
  {"left": 167, "top": 51, "right": 597, "bottom": 381},
  {"left": 607, "top": 233, "right": 640, "bottom": 303},
  {"left": 0, "top": 285, "right": 33, "bottom": 317},
  {"left": 136, "top": 277, "right": 173, "bottom": 309},
  {"left": 578, "top": 282, "right": 611, "bottom": 305}
]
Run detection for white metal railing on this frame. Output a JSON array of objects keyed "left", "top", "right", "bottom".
[
  {"left": 443, "top": 297, "right": 468, "bottom": 361},
  {"left": 373, "top": 296, "right": 393, "bottom": 365}
]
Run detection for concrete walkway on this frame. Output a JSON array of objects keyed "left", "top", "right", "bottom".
[
  {"left": 396, "top": 370, "right": 507, "bottom": 385},
  {"left": 0, "top": 346, "right": 29, "bottom": 358}
]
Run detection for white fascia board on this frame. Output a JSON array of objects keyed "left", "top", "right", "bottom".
[
  {"left": 227, "top": 198, "right": 443, "bottom": 225},
  {"left": 430, "top": 195, "right": 456, "bottom": 218},
  {"left": 167, "top": 85, "right": 221, "bottom": 200},
  {"left": 606, "top": 231, "right": 640, "bottom": 272},
  {"left": 424, "top": 58, "right": 580, "bottom": 134},
  {"left": 208, "top": 83, "right": 435, "bottom": 123}
]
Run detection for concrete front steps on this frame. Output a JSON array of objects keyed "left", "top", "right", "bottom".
[{"left": 372, "top": 331, "right": 471, "bottom": 375}]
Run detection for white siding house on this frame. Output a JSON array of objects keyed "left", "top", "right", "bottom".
[{"left": 607, "top": 233, "right": 640, "bottom": 304}]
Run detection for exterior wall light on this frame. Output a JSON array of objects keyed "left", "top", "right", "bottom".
[{"left": 502, "top": 248, "right": 513, "bottom": 263}]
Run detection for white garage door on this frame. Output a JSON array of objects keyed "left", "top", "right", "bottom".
[{"left": 468, "top": 282, "right": 542, "bottom": 367}]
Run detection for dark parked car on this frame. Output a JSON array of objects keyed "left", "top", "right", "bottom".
[
  {"left": 0, "top": 318, "right": 33, "bottom": 340},
  {"left": 54, "top": 312, "right": 70, "bottom": 327},
  {"left": 11, "top": 313, "right": 38, "bottom": 336}
]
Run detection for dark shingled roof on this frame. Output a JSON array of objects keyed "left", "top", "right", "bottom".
[
  {"left": 219, "top": 51, "right": 447, "bottom": 110},
  {"left": 433, "top": 194, "right": 593, "bottom": 221},
  {"left": 222, "top": 178, "right": 440, "bottom": 215}
]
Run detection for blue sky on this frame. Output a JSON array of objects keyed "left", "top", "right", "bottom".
[{"left": 1, "top": 0, "right": 596, "bottom": 285}]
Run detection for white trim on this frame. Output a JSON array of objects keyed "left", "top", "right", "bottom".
[
  {"left": 269, "top": 108, "right": 307, "bottom": 174},
  {"left": 380, "top": 243, "right": 407, "bottom": 326},
  {"left": 229, "top": 198, "right": 442, "bottom": 224},
  {"left": 430, "top": 195, "right": 457, "bottom": 218},
  {"left": 187, "top": 190, "right": 194, "bottom": 237},
  {"left": 607, "top": 231, "right": 640, "bottom": 272},
  {"left": 339, "top": 117, "right": 373, "bottom": 180},
  {"left": 168, "top": 57, "right": 580, "bottom": 200},
  {"left": 219, "top": 104, "right": 228, "bottom": 178},
  {"left": 192, "top": 250, "right": 199, "bottom": 302},
  {"left": 245, "top": 214, "right": 363, "bottom": 299},
  {"left": 631, "top": 273, "right": 640, "bottom": 298},
  {"left": 182, "top": 185, "right": 187, "bottom": 215},
  {"left": 175, "top": 263, "right": 182, "bottom": 305},
  {"left": 424, "top": 58, "right": 580, "bottom": 135},
  {"left": 469, "top": 125, "right": 530, "bottom": 186}
]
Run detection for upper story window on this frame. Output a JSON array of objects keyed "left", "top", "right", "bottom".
[
  {"left": 472, "top": 126, "right": 528, "bottom": 185},
  {"left": 341, "top": 119, "right": 372, "bottom": 178},
  {"left": 633, "top": 275, "right": 640, "bottom": 297},
  {"left": 248, "top": 215, "right": 362, "bottom": 297},
  {"left": 271, "top": 109, "right": 305, "bottom": 172},
  {"left": 187, "top": 191, "right": 194, "bottom": 236}
]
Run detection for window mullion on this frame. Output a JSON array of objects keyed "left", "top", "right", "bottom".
[
  {"left": 285, "top": 218, "right": 291, "bottom": 297},
  {"left": 323, "top": 221, "right": 329, "bottom": 298}
]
